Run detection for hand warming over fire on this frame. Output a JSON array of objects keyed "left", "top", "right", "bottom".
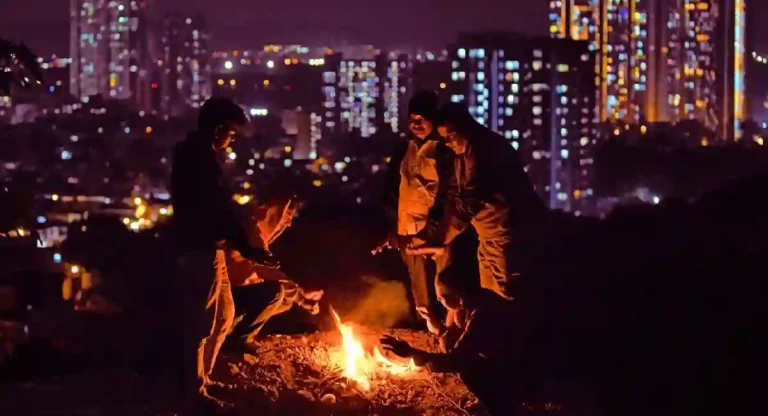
[
  {"left": 379, "top": 335, "right": 415, "bottom": 358},
  {"left": 297, "top": 288, "right": 324, "bottom": 315}
]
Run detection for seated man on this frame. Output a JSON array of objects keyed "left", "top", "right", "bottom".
[
  {"left": 380, "top": 262, "right": 562, "bottom": 415},
  {"left": 226, "top": 189, "right": 323, "bottom": 346}
]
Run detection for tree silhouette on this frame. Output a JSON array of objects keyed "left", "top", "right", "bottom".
[{"left": 0, "top": 38, "right": 43, "bottom": 96}]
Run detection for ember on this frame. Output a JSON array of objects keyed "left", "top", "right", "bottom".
[{"left": 328, "top": 307, "right": 418, "bottom": 390}]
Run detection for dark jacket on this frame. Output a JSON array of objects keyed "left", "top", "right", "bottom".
[
  {"left": 380, "top": 132, "right": 454, "bottom": 234},
  {"left": 170, "top": 133, "right": 262, "bottom": 261},
  {"left": 436, "top": 127, "right": 547, "bottom": 244}
]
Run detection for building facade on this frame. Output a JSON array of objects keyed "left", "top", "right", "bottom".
[
  {"left": 549, "top": 0, "right": 749, "bottom": 140},
  {"left": 447, "top": 33, "right": 597, "bottom": 215},
  {"left": 160, "top": 13, "right": 211, "bottom": 115},
  {"left": 69, "top": 0, "right": 152, "bottom": 109}
]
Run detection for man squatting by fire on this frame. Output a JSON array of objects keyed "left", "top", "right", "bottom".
[{"left": 171, "top": 97, "right": 322, "bottom": 407}]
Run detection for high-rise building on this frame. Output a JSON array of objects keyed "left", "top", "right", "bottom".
[
  {"left": 447, "top": 33, "right": 597, "bottom": 215},
  {"left": 661, "top": 0, "right": 748, "bottom": 140},
  {"left": 69, "top": 0, "right": 152, "bottom": 109},
  {"left": 549, "top": 0, "right": 651, "bottom": 123},
  {"left": 551, "top": 0, "right": 750, "bottom": 140},
  {"left": 321, "top": 51, "right": 410, "bottom": 139},
  {"left": 160, "top": 13, "right": 211, "bottom": 115}
]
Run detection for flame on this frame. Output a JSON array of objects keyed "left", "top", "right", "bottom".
[{"left": 329, "top": 306, "right": 418, "bottom": 390}]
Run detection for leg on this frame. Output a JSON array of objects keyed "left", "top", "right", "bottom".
[
  {"left": 400, "top": 249, "right": 434, "bottom": 319},
  {"left": 178, "top": 250, "right": 218, "bottom": 399},
  {"left": 229, "top": 280, "right": 287, "bottom": 342},
  {"left": 197, "top": 250, "right": 235, "bottom": 383}
]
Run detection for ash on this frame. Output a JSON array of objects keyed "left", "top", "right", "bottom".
[{"left": 212, "top": 329, "right": 479, "bottom": 415}]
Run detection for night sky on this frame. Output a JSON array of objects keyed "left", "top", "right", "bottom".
[{"left": 0, "top": 0, "right": 765, "bottom": 56}]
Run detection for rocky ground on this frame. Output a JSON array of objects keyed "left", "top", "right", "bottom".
[{"left": 211, "top": 329, "right": 477, "bottom": 416}]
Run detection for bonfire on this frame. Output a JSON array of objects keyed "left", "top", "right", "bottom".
[{"left": 212, "top": 306, "right": 478, "bottom": 415}]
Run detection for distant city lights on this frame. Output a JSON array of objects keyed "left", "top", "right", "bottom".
[
  {"left": 249, "top": 108, "right": 268, "bottom": 116},
  {"left": 224, "top": 60, "right": 234, "bottom": 69},
  {"left": 61, "top": 150, "right": 72, "bottom": 160}
]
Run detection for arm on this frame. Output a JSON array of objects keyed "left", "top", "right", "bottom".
[
  {"left": 423, "top": 150, "right": 485, "bottom": 245},
  {"left": 411, "top": 311, "right": 492, "bottom": 373}
]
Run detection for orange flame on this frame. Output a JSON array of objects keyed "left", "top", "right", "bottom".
[{"left": 329, "top": 306, "right": 418, "bottom": 390}]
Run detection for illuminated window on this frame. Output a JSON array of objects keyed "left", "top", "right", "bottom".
[
  {"left": 557, "top": 64, "right": 569, "bottom": 72},
  {"left": 532, "top": 61, "right": 542, "bottom": 71}
]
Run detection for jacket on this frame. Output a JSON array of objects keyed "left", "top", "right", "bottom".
[
  {"left": 381, "top": 133, "right": 453, "bottom": 235},
  {"left": 170, "top": 133, "right": 263, "bottom": 261},
  {"left": 434, "top": 127, "right": 547, "bottom": 244}
]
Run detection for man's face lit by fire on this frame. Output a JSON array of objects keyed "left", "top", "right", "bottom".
[
  {"left": 408, "top": 113, "right": 434, "bottom": 140},
  {"left": 437, "top": 124, "right": 468, "bottom": 155},
  {"left": 436, "top": 283, "right": 463, "bottom": 311},
  {"left": 212, "top": 121, "right": 239, "bottom": 150}
]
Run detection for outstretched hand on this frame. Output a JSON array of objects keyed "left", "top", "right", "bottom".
[
  {"left": 379, "top": 335, "right": 415, "bottom": 358},
  {"left": 299, "top": 289, "right": 324, "bottom": 315}
]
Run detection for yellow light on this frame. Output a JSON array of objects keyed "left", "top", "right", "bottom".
[
  {"left": 233, "top": 194, "right": 251, "bottom": 205},
  {"left": 439, "top": 82, "right": 446, "bottom": 89},
  {"left": 701, "top": 138, "right": 709, "bottom": 147},
  {"left": 145, "top": 126, "right": 153, "bottom": 134},
  {"left": 573, "top": 189, "right": 581, "bottom": 198},
  {"left": 263, "top": 79, "right": 270, "bottom": 86},
  {"left": 217, "top": 79, "right": 224, "bottom": 86},
  {"left": 229, "top": 79, "right": 236, "bottom": 86},
  {"left": 226, "top": 147, "right": 233, "bottom": 153},
  {"left": 614, "top": 128, "right": 621, "bottom": 136},
  {"left": 52, "top": 194, "right": 60, "bottom": 201},
  {"left": 159, "top": 207, "right": 168, "bottom": 215},
  {"left": 284, "top": 58, "right": 291, "bottom": 65},
  {"left": 122, "top": 217, "right": 130, "bottom": 225},
  {"left": 242, "top": 182, "right": 251, "bottom": 189},
  {"left": 134, "top": 197, "right": 143, "bottom": 205},
  {"left": 755, "top": 136, "right": 764, "bottom": 146},
  {"left": 284, "top": 146, "right": 292, "bottom": 153},
  {"left": 312, "top": 179, "right": 323, "bottom": 187},
  {"left": 384, "top": 157, "right": 391, "bottom": 163},
  {"left": 135, "top": 204, "right": 147, "bottom": 218},
  {"left": 71, "top": 265, "right": 80, "bottom": 274},
  {"left": 641, "top": 125, "right": 647, "bottom": 134}
]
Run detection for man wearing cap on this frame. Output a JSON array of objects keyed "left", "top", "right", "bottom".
[{"left": 374, "top": 90, "right": 454, "bottom": 324}]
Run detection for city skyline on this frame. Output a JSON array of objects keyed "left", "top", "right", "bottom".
[{"left": 3, "top": 0, "right": 550, "bottom": 55}]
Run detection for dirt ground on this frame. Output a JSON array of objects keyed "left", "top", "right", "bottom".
[
  {"left": 211, "top": 329, "right": 479, "bottom": 416},
  {"left": 1, "top": 329, "right": 479, "bottom": 416}
]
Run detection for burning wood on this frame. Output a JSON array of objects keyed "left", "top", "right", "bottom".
[
  {"left": 214, "top": 326, "right": 477, "bottom": 415},
  {"left": 329, "top": 306, "right": 418, "bottom": 390}
]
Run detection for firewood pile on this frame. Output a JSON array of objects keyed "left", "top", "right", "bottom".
[{"left": 213, "top": 329, "right": 480, "bottom": 415}]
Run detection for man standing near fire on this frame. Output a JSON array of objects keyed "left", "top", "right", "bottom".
[
  {"left": 171, "top": 97, "right": 279, "bottom": 407},
  {"left": 374, "top": 90, "right": 454, "bottom": 325},
  {"left": 407, "top": 103, "right": 549, "bottom": 300}
]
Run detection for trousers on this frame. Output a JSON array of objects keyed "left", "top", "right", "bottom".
[
  {"left": 400, "top": 247, "right": 451, "bottom": 320},
  {"left": 229, "top": 280, "right": 299, "bottom": 342},
  {"left": 178, "top": 249, "right": 234, "bottom": 397}
]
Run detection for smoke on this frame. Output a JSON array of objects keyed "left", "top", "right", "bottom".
[{"left": 344, "top": 276, "right": 410, "bottom": 329}]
